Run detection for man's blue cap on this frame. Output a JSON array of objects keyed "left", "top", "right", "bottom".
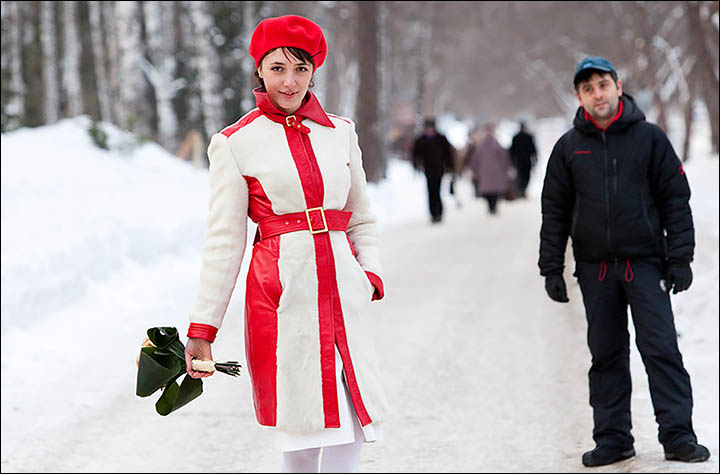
[{"left": 574, "top": 56, "right": 616, "bottom": 86}]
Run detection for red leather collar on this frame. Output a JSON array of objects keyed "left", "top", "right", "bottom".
[{"left": 253, "top": 88, "right": 335, "bottom": 128}]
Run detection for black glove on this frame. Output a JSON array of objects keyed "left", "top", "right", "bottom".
[
  {"left": 665, "top": 262, "right": 693, "bottom": 294},
  {"left": 545, "top": 275, "right": 569, "bottom": 302}
]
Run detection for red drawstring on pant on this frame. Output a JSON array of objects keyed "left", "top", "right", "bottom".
[
  {"left": 598, "top": 261, "right": 607, "bottom": 281},
  {"left": 625, "top": 259, "right": 634, "bottom": 282}
]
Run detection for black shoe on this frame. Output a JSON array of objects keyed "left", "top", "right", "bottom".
[
  {"left": 664, "top": 441, "right": 710, "bottom": 463},
  {"left": 582, "top": 446, "right": 636, "bottom": 467}
]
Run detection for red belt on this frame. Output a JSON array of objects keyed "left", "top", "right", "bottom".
[{"left": 256, "top": 207, "right": 352, "bottom": 241}]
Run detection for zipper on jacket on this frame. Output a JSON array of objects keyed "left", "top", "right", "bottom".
[{"left": 602, "top": 132, "right": 615, "bottom": 259}]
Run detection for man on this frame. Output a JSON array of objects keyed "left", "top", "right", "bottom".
[
  {"left": 538, "top": 56, "right": 710, "bottom": 467},
  {"left": 509, "top": 121, "right": 537, "bottom": 198},
  {"left": 412, "top": 118, "right": 455, "bottom": 223}
]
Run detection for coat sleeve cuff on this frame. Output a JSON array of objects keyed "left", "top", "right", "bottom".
[
  {"left": 187, "top": 323, "right": 218, "bottom": 343},
  {"left": 365, "top": 271, "right": 385, "bottom": 301}
]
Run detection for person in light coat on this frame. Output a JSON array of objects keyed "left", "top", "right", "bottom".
[
  {"left": 466, "top": 122, "right": 514, "bottom": 215},
  {"left": 183, "top": 15, "right": 388, "bottom": 473}
]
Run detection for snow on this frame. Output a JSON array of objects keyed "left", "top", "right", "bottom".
[{"left": 1, "top": 113, "right": 717, "bottom": 472}]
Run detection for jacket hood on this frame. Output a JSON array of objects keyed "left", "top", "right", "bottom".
[{"left": 573, "top": 93, "right": 645, "bottom": 135}]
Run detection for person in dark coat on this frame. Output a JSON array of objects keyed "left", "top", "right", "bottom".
[
  {"left": 509, "top": 121, "right": 537, "bottom": 198},
  {"left": 412, "top": 118, "right": 454, "bottom": 223},
  {"left": 538, "top": 56, "right": 710, "bottom": 468}
]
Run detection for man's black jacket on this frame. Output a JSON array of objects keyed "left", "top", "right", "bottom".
[
  {"left": 538, "top": 94, "right": 694, "bottom": 277},
  {"left": 412, "top": 133, "right": 454, "bottom": 179}
]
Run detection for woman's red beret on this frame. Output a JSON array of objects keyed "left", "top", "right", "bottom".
[{"left": 249, "top": 15, "right": 327, "bottom": 69}]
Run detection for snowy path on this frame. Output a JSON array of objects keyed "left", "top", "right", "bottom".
[{"left": 3, "top": 182, "right": 716, "bottom": 473}]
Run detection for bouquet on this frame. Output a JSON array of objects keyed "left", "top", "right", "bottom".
[{"left": 135, "top": 327, "right": 241, "bottom": 416}]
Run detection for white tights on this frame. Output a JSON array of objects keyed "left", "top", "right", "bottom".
[{"left": 280, "top": 437, "right": 363, "bottom": 473}]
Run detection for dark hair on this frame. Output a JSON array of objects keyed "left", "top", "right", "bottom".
[
  {"left": 254, "top": 47, "right": 316, "bottom": 89},
  {"left": 574, "top": 69, "right": 618, "bottom": 91}
]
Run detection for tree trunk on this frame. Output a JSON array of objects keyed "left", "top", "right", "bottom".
[
  {"left": 40, "top": 0, "right": 60, "bottom": 124},
  {"left": 240, "top": 0, "right": 258, "bottom": 114},
  {"left": 62, "top": 0, "right": 83, "bottom": 118},
  {"left": 143, "top": 0, "right": 179, "bottom": 150},
  {"left": 356, "top": 1, "right": 384, "bottom": 182},
  {"left": 4, "top": 1, "right": 26, "bottom": 129},
  {"left": 682, "top": 96, "right": 694, "bottom": 163},
  {"left": 378, "top": 1, "right": 390, "bottom": 163},
  {"left": 686, "top": 1, "right": 719, "bottom": 154},
  {"left": 115, "top": 1, "right": 151, "bottom": 136},
  {"left": 103, "top": 1, "right": 122, "bottom": 125},
  {"left": 188, "top": 1, "right": 224, "bottom": 140},
  {"left": 87, "top": 1, "right": 111, "bottom": 122}
]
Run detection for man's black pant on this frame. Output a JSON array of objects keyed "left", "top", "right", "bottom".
[
  {"left": 425, "top": 174, "right": 443, "bottom": 222},
  {"left": 574, "top": 257, "right": 696, "bottom": 450}
]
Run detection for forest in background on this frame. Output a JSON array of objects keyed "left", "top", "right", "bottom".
[{"left": 1, "top": 1, "right": 718, "bottom": 181}]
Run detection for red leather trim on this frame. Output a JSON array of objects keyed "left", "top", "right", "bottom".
[
  {"left": 187, "top": 323, "right": 218, "bottom": 343},
  {"left": 327, "top": 113, "right": 351, "bottom": 125},
  {"left": 245, "top": 236, "right": 281, "bottom": 426},
  {"left": 222, "top": 109, "right": 262, "bottom": 137},
  {"left": 243, "top": 175, "right": 274, "bottom": 223},
  {"left": 365, "top": 271, "right": 385, "bottom": 301},
  {"left": 332, "top": 256, "right": 373, "bottom": 427},
  {"left": 283, "top": 125, "right": 340, "bottom": 428}
]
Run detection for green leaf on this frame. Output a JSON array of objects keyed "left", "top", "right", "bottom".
[
  {"left": 155, "top": 380, "right": 180, "bottom": 416},
  {"left": 155, "top": 375, "right": 203, "bottom": 416},
  {"left": 174, "top": 375, "right": 204, "bottom": 411},
  {"left": 136, "top": 347, "right": 183, "bottom": 397}
]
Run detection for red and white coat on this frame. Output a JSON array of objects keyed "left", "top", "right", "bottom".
[{"left": 187, "top": 89, "right": 388, "bottom": 433}]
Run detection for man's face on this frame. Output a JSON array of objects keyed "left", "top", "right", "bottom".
[{"left": 575, "top": 72, "right": 623, "bottom": 123}]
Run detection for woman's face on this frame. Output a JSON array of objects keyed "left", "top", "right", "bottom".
[{"left": 258, "top": 48, "right": 314, "bottom": 115}]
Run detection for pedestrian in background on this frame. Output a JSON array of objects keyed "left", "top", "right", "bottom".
[
  {"left": 411, "top": 118, "right": 455, "bottom": 223},
  {"left": 509, "top": 121, "right": 537, "bottom": 198},
  {"left": 538, "top": 56, "right": 710, "bottom": 468},
  {"left": 183, "top": 15, "right": 388, "bottom": 473},
  {"left": 466, "top": 122, "right": 514, "bottom": 215}
]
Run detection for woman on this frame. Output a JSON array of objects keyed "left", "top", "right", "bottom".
[
  {"left": 467, "top": 122, "right": 514, "bottom": 215},
  {"left": 183, "top": 15, "right": 388, "bottom": 473}
]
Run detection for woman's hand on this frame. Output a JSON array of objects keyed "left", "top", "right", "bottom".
[{"left": 185, "top": 337, "right": 214, "bottom": 379}]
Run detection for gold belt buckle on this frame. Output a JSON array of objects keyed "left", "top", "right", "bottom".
[{"left": 305, "top": 207, "right": 328, "bottom": 234}]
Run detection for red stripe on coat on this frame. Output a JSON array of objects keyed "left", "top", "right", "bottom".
[
  {"left": 243, "top": 175, "right": 275, "bottom": 222},
  {"left": 222, "top": 109, "right": 263, "bottom": 138},
  {"left": 283, "top": 126, "right": 340, "bottom": 428},
  {"left": 244, "top": 236, "right": 281, "bottom": 427}
]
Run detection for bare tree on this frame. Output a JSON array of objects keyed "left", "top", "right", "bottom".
[
  {"left": 115, "top": 1, "right": 152, "bottom": 136},
  {"left": 2, "top": 1, "right": 26, "bottom": 130},
  {"left": 187, "top": 1, "right": 224, "bottom": 138},
  {"left": 686, "top": 0, "right": 719, "bottom": 153},
  {"left": 143, "top": 0, "right": 180, "bottom": 149},
  {"left": 356, "top": 1, "right": 385, "bottom": 182},
  {"left": 87, "top": 1, "right": 111, "bottom": 122},
  {"left": 40, "top": 0, "right": 60, "bottom": 123},
  {"left": 61, "top": 0, "right": 83, "bottom": 118},
  {"left": 103, "top": 2, "right": 122, "bottom": 125}
]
